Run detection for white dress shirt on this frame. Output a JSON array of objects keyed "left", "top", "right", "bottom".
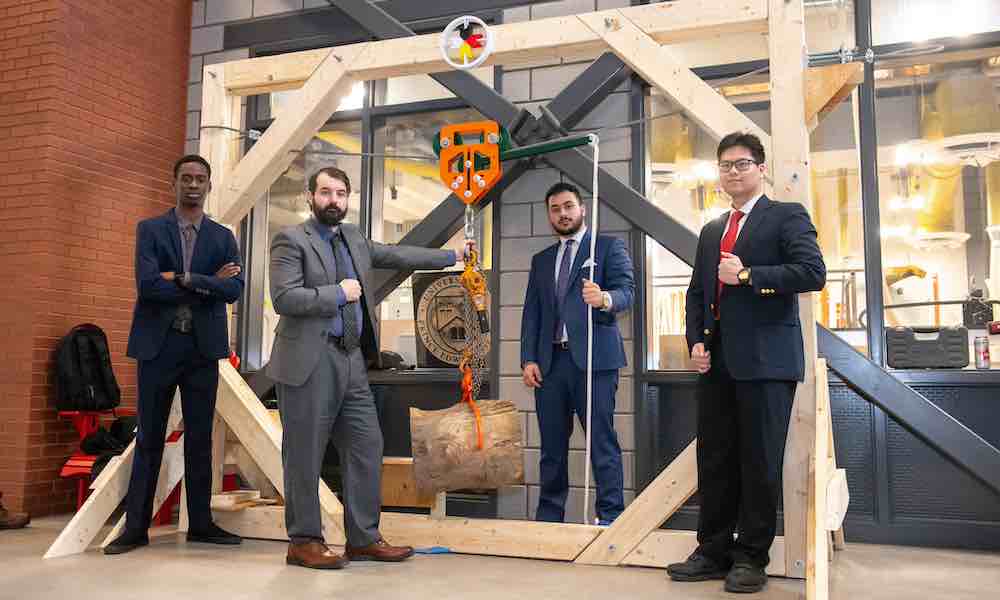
[
  {"left": 552, "top": 226, "right": 611, "bottom": 343},
  {"left": 721, "top": 193, "right": 763, "bottom": 242}
]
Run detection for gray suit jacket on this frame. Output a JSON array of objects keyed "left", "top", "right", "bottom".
[{"left": 266, "top": 218, "right": 457, "bottom": 386}]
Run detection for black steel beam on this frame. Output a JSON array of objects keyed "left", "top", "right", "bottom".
[
  {"left": 543, "top": 51, "right": 632, "bottom": 132},
  {"left": 855, "top": 0, "right": 887, "bottom": 366},
  {"left": 818, "top": 327, "right": 1000, "bottom": 496},
  {"left": 226, "top": 0, "right": 544, "bottom": 50}
]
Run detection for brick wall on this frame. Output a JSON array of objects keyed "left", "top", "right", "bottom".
[{"left": 0, "top": 0, "right": 191, "bottom": 516}]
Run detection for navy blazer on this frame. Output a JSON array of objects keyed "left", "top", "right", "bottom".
[
  {"left": 126, "top": 209, "right": 244, "bottom": 361},
  {"left": 521, "top": 232, "right": 635, "bottom": 375},
  {"left": 685, "top": 196, "right": 826, "bottom": 382}
]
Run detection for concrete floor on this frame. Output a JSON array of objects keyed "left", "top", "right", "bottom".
[{"left": 2, "top": 516, "right": 999, "bottom": 600}]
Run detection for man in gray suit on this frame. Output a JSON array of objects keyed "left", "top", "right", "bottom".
[{"left": 267, "top": 166, "right": 471, "bottom": 570}]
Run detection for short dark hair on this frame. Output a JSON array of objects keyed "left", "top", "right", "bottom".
[
  {"left": 545, "top": 181, "right": 581, "bottom": 205},
  {"left": 308, "top": 166, "right": 352, "bottom": 195},
  {"left": 717, "top": 132, "right": 766, "bottom": 165},
  {"left": 174, "top": 154, "right": 211, "bottom": 179}
]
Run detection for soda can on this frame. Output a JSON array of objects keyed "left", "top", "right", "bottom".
[{"left": 974, "top": 336, "right": 990, "bottom": 370}]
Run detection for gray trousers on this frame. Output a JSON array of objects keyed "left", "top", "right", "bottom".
[{"left": 276, "top": 340, "right": 383, "bottom": 547}]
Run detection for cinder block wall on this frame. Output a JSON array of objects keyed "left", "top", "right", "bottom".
[{"left": 494, "top": 0, "right": 637, "bottom": 523}]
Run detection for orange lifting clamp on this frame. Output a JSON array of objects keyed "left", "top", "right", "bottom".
[{"left": 438, "top": 120, "right": 503, "bottom": 204}]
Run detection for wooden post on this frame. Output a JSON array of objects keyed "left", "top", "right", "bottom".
[
  {"left": 769, "top": 0, "right": 817, "bottom": 581},
  {"left": 807, "top": 359, "right": 831, "bottom": 600}
]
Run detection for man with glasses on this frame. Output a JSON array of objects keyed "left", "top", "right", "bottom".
[{"left": 667, "top": 133, "right": 826, "bottom": 593}]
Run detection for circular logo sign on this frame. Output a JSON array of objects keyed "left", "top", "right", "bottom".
[
  {"left": 416, "top": 274, "right": 490, "bottom": 365},
  {"left": 440, "top": 15, "right": 495, "bottom": 70}
]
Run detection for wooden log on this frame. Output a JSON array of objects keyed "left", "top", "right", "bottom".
[{"left": 410, "top": 400, "right": 524, "bottom": 495}]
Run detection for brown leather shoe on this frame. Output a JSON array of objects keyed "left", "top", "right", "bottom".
[
  {"left": 0, "top": 493, "right": 29, "bottom": 530},
  {"left": 286, "top": 541, "right": 348, "bottom": 570},
  {"left": 345, "top": 538, "right": 414, "bottom": 562}
]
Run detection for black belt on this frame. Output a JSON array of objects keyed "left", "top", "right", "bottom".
[
  {"left": 553, "top": 341, "right": 569, "bottom": 350},
  {"left": 171, "top": 319, "right": 193, "bottom": 334}
]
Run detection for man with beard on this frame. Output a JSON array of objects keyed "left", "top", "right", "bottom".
[
  {"left": 106, "top": 155, "right": 244, "bottom": 555},
  {"left": 520, "top": 182, "right": 634, "bottom": 524},
  {"left": 267, "top": 166, "right": 473, "bottom": 569}
]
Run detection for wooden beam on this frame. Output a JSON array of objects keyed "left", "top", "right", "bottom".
[
  {"left": 222, "top": 1, "right": 768, "bottom": 96},
  {"left": 382, "top": 457, "right": 435, "bottom": 509},
  {"left": 44, "top": 445, "right": 134, "bottom": 558},
  {"left": 805, "top": 63, "right": 863, "bottom": 131},
  {"left": 45, "top": 395, "right": 183, "bottom": 558},
  {"left": 231, "top": 443, "right": 280, "bottom": 499},
  {"left": 216, "top": 505, "right": 603, "bottom": 561},
  {"left": 807, "top": 359, "right": 831, "bottom": 600},
  {"left": 215, "top": 362, "right": 345, "bottom": 542},
  {"left": 211, "top": 412, "right": 227, "bottom": 494},
  {"left": 578, "top": 9, "right": 771, "bottom": 151},
  {"left": 769, "top": 0, "right": 816, "bottom": 581},
  {"left": 575, "top": 439, "right": 697, "bottom": 566},
  {"left": 622, "top": 531, "right": 787, "bottom": 576},
  {"left": 199, "top": 65, "right": 244, "bottom": 219},
  {"left": 826, "top": 468, "right": 849, "bottom": 533},
  {"left": 218, "top": 46, "right": 366, "bottom": 225}
]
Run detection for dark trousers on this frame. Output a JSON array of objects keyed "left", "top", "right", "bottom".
[
  {"left": 535, "top": 346, "right": 624, "bottom": 523},
  {"left": 124, "top": 329, "right": 219, "bottom": 534},
  {"left": 695, "top": 326, "right": 794, "bottom": 567}
]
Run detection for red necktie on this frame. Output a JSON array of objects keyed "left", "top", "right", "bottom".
[{"left": 715, "top": 210, "right": 745, "bottom": 316}]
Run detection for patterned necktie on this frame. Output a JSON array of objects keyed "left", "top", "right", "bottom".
[
  {"left": 332, "top": 232, "right": 360, "bottom": 352},
  {"left": 181, "top": 224, "right": 195, "bottom": 273},
  {"left": 715, "top": 210, "right": 745, "bottom": 316},
  {"left": 553, "top": 239, "right": 575, "bottom": 342}
]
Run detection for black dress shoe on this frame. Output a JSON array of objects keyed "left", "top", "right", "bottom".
[
  {"left": 725, "top": 563, "right": 767, "bottom": 593},
  {"left": 186, "top": 523, "right": 242, "bottom": 545},
  {"left": 104, "top": 531, "right": 150, "bottom": 555},
  {"left": 666, "top": 553, "right": 730, "bottom": 582}
]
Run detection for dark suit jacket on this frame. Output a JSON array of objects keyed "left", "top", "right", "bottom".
[
  {"left": 685, "top": 196, "right": 826, "bottom": 381},
  {"left": 126, "top": 209, "right": 244, "bottom": 361},
  {"left": 521, "top": 232, "right": 635, "bottom": 376},
  {"left": 266, "top": 219, "right": 457, "bottom": 386}
]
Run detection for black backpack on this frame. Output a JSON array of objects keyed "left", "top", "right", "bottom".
[{"left": 54, "top": 324, "right": 121, "bottom": 411}]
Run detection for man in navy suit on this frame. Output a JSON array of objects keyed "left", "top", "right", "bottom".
[
  {"left": 667, "top": 133, "right": 826, "bottom": 593},
  {"left": 106, "top": 155, "right": 244, "bottom": 555},
  {"left": 520, "top": 182, "right": 635, "bottom": 525}
]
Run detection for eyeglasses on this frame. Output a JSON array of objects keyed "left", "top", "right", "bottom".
[{"left": 718, "top": 159, "right": 759, "bottom": 173}]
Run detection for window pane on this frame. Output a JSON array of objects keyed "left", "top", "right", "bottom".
[
  {"left": 270, "top": 81, "right": 366, "bottom": 116},
  {"left": 666, "top": 1, "right": 854, "bottom": 67},
  {"left": 645, "top": 80, "right": 865, "bottom": 370},
  {"left": 873, "top": 0, "right": 1000, "bottom": 45},
  {"left": 874, "top": 52, "right": 1000, "bottom": 368},
  {"left": 373, "top": 108, "right": 493, "bottom": 366},
  {"left": 379, "top": 68, "right": 494, "bottom": 106},
  {"left": 261, "top": 121, "right": 363, "bottom": 365}
]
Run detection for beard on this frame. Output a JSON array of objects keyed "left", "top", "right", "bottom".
[
  {"left": 313, "top": 203, "right": 347, "bottom": 226},
  {"left": 552, "top": 213, "right": 584, "bottom": 236}
]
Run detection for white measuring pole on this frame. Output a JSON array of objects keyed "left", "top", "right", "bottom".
[{"left": 583, "top": 134, "right": 599, "bottom": 526}]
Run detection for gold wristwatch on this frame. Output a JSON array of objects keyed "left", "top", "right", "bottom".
[{"left": 737, "top": 267, "right": 751, "bottom": 286}]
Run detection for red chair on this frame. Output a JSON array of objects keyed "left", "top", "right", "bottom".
[{"left": 57, "top": 408, "right": 179, "bottom": 524}]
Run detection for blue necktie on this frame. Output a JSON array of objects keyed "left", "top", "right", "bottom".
[{"left": 553, "top": 239, "right": 574, "bottom": 342}]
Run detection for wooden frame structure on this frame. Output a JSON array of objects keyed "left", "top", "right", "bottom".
[{"left": 48, "top": 2, "right": 858, "bottom": 597}]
